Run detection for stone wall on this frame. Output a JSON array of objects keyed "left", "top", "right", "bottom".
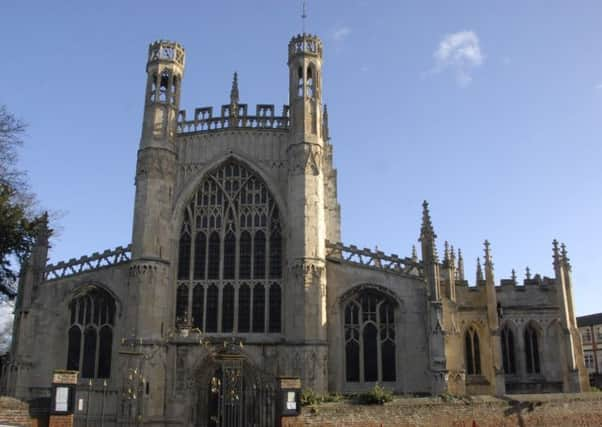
[
  {"left": 0, "top": 396, "right": 31, "bottom": 426},
  {"left": 281, "top": 393, "right": 602, "bottom": 427}
]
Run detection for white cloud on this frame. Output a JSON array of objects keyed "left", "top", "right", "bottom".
[
  {"left": 596, "top": 83, "right": 602, "bottom": 90},
  {"left": 432, "top": 30, "right": 484, "bottom": 87},
  {"left": 333, "top": 26, "right": 351, "bottom": 42}
]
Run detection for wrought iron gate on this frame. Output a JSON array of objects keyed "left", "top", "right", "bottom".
[{"left": 205, "top": 356, "right": 276, "bottom": 427}]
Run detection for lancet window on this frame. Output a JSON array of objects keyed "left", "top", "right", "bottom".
[
  {"left": 501, "top": 326, "right": 516, "bottom": 375},
  {"left": 524, "top": 325, "right": 541, "bottom": 374},
  {"left": 465, "top": 327, "right": 481, "bottom": 375},
  {"left": 343, "top": 289, "right": 397, "bottom": 384},
  {"left": 66, "top": 287, "right": 115, "bottom": 379},
  {"left": 176, "top": 161, "right": 283, "bottom": 334}
]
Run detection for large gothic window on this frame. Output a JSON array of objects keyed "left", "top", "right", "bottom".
[
  {"left": 343, "top": 289, "right": 397, "bottom": 384},
  {"left": 524, "top": 324, "right": 541, "bottom": 374},
  {"left": 501, "top": 326, "right": 516, "bottom": 375},
  {"left": 176, "top": 161, "right": 283, "bottom": 334},
  {"left": 465, "top": 327, "right": 481, "bottom": 375},
  {"left": 66, "top": 287, "right": 115, "bottom": 378}
]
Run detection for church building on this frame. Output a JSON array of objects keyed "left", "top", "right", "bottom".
[{"left": 2, "top": 33, "right": 589, "bottom": 426}]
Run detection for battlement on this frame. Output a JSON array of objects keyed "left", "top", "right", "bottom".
[
  {"left": 288, "top": 33, "right": 323, "bottom": 60},
  {"left": 326, "top": 240, "right": 423, "bottom": 278},
  {"left": 176, "top": 104, "right": 290, "bottom": 134},
  {"left": 147, "top": 40, "right": 185, "bottom": 67},
  {"left": 44, "top": 244, "right": 132, "bottom": 281}
]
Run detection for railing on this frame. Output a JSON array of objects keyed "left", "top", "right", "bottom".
[
  {"left": 176, "top": 104, "right": 290, "bottom": 134},
  {"left": 44, "top": 245, "right": 132, "bottom": 281},
  {"left": 325, "top": 241, "right": 424, "bottom": 277}
]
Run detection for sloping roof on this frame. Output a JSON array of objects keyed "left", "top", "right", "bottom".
[{"left": 577, "top": 313, "right": 602, "bottom": 327}]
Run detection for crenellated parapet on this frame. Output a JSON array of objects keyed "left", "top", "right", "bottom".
[
  {"left": 147, "top": 40, "right": 185, "bottom": 68},
  {"left": 176, "top": 104, "right": 290, "bottom": 134},
  {"left": 43, "top": 244, "right": 132, "bottom": 281},
  {"left": 325, "top": 240, "right": 423, "bottom": 278},
  {"left": 288, "top": 33, "right": 323, "bottom": 60}
]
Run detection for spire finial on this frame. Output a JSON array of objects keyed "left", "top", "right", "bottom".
[
  {"left": 411, "top": 245, "right": 418, "bottom": 262},
  {"left": 420, "top": 200, "right": 436, "bottom": 240},
  {"left": 525, "top": 266, "right": 532, "bottom": 280},
  {"left": 444, "top": 241, "right": 450, "bottom": 263},
  {"left": 450, "top": 244, "right": 456, "bottom": 267},
  {"left": 230, "top": 72, "right": 239, "bottom": 106},
  {"left": 511, "top": 269, "right": 517, "bottom": 284},
  {"left": 476, "top": 257, "right": 484, "bottom": 282},
  {"left": 457, "top": 248, "right": 465, "bottom": 280},
  {"left": 561, "top": 242, "right": 571, "bottom": 270},
  {"left": 483, "top": 240, "right": 493, "bottom": 270}
]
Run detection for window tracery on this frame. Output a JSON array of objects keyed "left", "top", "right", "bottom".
[
  {"left": 66, "top": 287, "right": 115, "bottom": 378},
  {"left": 524, "top": 324, "right": 541, "bottom": 374},
  {"left": 176, "top": 161, "right": 283, "bottom": 334},
  {"left": 501, "top": 326, "right": 516, "bottom": 374},
  {"left": 343, "top": 289, "right": 396, "bottom": 384},
  {"left": 465, "top": 327, "right": 481, "bottom": 375}
]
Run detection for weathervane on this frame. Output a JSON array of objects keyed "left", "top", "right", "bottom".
[{"left": 301, "top": 0, "right": 307, "bottom": 34}]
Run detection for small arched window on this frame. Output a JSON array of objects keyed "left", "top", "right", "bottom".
[
  {"left": 297, "top": 66, "right": 304, "bottom": 97},
  {"left": 465, "top": 327, "right": 481, "bottom": 375},
  {"left": 307, "top": 66, "right": 315, "bottom": 98},
  {"left": 343, "top": 288, "right": 397, "bottom": 384},
  {"left": 159, "top": 70, "right": 170, "bottom": 102},
  {"left": 524, "top": 324, "right": 541, "bottom": 374},
  {"left": 66, "top": 287, "right": 116, "bottom": 379},
  {"left": 501, "top": 326, "right": 516, "bottom": 374}
]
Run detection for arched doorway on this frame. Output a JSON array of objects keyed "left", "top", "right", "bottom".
[{"left": 197, "top": 345, "right": 277, "bottom": 427}]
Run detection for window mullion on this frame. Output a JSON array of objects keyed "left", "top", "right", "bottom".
[
  {"left": 376, "top": 303, "right": 382, "bottom": 382},
  {"left": 187, "top": 229, "right": 195, "bottom": 325},
  {"left": 94, "top": 326, "right": 100, "bottom": 379}
]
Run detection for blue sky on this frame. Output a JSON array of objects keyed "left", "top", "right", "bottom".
[{"left": 1, "top": 1, "right": 601, "bottom": 316}]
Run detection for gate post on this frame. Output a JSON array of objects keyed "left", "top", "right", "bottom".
[
  {"left": 277, "top": 377, "right": 301, "bottom": 427},
  {"left": 49, "top": 369, "right": 78, "bottom": 427}
]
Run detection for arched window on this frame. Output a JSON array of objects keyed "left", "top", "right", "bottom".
[
  {"left": 176, "top": 161, "right": 283, "bottom": 334},
  {"left": 343, "top": 289, "right": 397, "bottom": 383},
  {"left": 524, "top": 324, "right": 541, "bottom": 374},
  {"left": 465, "top": 327, "right": 481, "bottom": 375},
  {"left": 307, "top": 66, "right": 315, "bottom": 98},
  {"left": 297, "top": 66, "right": 304, "bottom": 97},
  {"left": 66, "top": 287, "right": 116, "bottom": 378},
  {"left": 501, "top": 326, "right": 516, "bottom": 375}
]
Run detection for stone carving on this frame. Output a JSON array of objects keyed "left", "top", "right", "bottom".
[
  {"left": 288, "top": 143, "right": 322, "bottom": 176},
  {"left": 129, "top": 263, "right": 159, "bottom": 278},
  {"left": 291, "top": 261, "right": 324, "bottom": 288}
]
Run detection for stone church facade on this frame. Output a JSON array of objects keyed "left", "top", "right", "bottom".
[{"left": 2, "top": 34, "right": 589, "bottom": 425}]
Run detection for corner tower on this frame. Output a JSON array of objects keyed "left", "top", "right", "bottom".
[
  {"left": 127, "top": 40, "right": 185, "bottom": 421},
  {"left": 286, "top": 34, "right": 328, "bottom": 390}
]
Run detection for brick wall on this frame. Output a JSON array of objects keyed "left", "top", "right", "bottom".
[
  {"left": 0, "top": 396, "right": 31, "bottom": 427},
  {"left": 281, "top": 393, "right": 602, "bottom": 427}
]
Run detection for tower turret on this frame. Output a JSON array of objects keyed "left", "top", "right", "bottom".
[
  {"left": 285, "top": 34, "right": 328, "bottom": 391},
  {"left": 288, "top": 34, "right": 324, "bottom": 138},
  {"left": 127, "top": 40, "right": 185, "bottom": 421}
]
